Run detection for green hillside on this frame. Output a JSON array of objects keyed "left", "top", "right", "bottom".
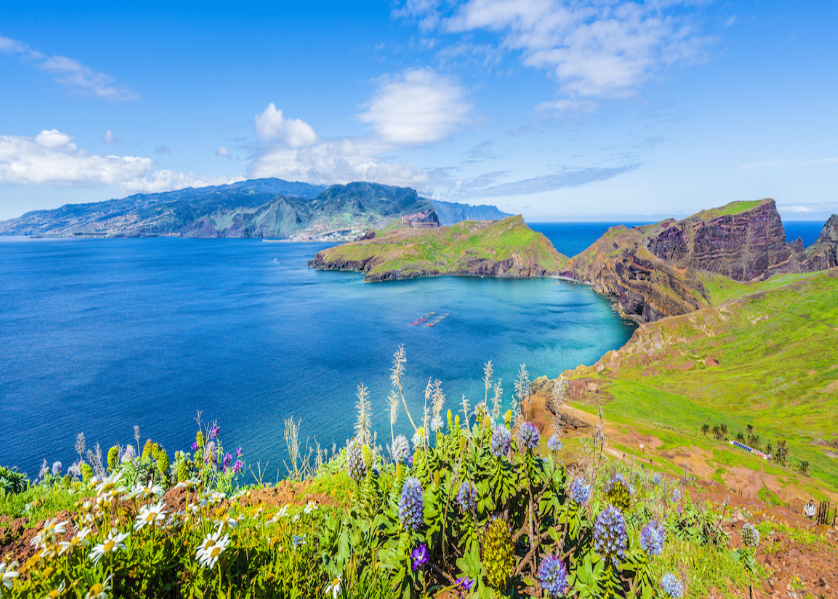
[
  {"left": 309, "top": 215, "right": 569, "bottom": 281},
  {"left": 560, "top": 268, "right": 838, "bottom": 497}
]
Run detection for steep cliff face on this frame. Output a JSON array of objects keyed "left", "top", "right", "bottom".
[
  {"left": 569, "top": 199, "right": 837, "bottom": 323},
  {"left": 568, "top": 225, "right": 709, "bottom": 322},
  {"left": 646, "top": 200, "right": 792, "bottom": 281},
  {"left": 803, "top": 214, "right": 838, "bottom": 271}
]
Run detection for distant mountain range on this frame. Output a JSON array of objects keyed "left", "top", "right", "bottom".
[
  {"left": 0, "top": 178, "right": 512, "bottom": 238},
  {"left": 430, "top": 200, "right": 513, "bottom": 225}
]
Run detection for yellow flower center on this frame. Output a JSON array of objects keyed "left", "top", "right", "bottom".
[
  {"left": 104, "top": 540, "right": 115, "bottom": 552},
  {"left": 210, "top": 547, "right": 221, "bottom": 558}
]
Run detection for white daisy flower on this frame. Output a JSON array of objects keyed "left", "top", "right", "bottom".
[
  {"left": 134, "top": 501, "right": 167, "bottom": 531},
  {"left": 304, "top": 501, "right": 317, "bottom": 514},
  {"left": 214, "top": 513, "right": 238, "bottom": 531},
  {"left": 30, "top": 519, "right": 69, "bottom": 548},
  {"left": 120, "top": 484, "right": 145, "bottom": 501},
  {"left": 195, "top": 530, "right": 230, "bottom": 569},
  {"left": 267, "top": 505, "right": 290, "bottom": 524},
  {"left": 58, "top": 526, "right": 92, "bottom": 556},
  {"left": 44, "top": 580, "right": 66, "bottom": 598},
  {"left": 89, "top": 530, "right": 129, "bottom": 564},
  {"left": 84, "top": 575, "right": 112, "bottom": 599},
  {"left": 0, "top": 561, "right": 19, "bottom": 590},
  {"left": 324, "top": 574, "right": 341, "bottom": 598},
  {"left": 95, "top": 473, "right": 123, "bottom": 496}
]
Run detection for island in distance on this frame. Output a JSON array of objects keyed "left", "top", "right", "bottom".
[{"left": 0, "top": 179, "right": 512, "bottom": 241}]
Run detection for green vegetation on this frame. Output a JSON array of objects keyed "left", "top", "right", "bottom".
[
  {"left": 563, "top": 268, "right": 838, "bottom": 493},
  {"left": 311, "top": 215, "right": 568, "bottom": 281},
  {"left": 0, "top": 349, "right": 774, "bottom": 599},
  {"left": 689, "top": 199, "right": 767, "bottom": 221}
]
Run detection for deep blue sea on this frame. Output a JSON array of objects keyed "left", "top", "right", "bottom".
[
  {"left": 0, "top": 227, "right": 635, "bottom": 479},
  {"left": 1, "top": 220, "right": 826, "bottom": 479}
]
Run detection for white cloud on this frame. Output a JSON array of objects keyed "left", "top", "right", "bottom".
[
  {"left": 35, "top": 129, "right": 76, "bottom": 150},
  {"left": 358, "top": 68, "right": 471, "bottom": 144},
  {"left": 0, "top": 32, "right": 137, "bottom": 101},
  {"left": 783, "top": 205, "right": 812, "bottom": 214},
  {"left": 102, "top": 129, "right": 125, "bottom": 144},
  {"left": 120, "top": 170, "right": 241, "bottom": 195},
  {"left": 216, "top": 146, "right": 232, "bottom": 159},
  {"left": 254, "top": 104, "right": 318, "bottom": 147},
  {"left": 249, "top": 138, "right": 429, "bottom": 189},
  {"left": 0, "top": 34, "right": 27, "bottom": 54},
  {"left": 395, "top": 0, "right": 708, "bottom": 99},
  {"left": 0, "top": 129, "right": 236, "bottom": 194}
]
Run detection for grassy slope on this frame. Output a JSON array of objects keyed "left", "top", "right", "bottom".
[
  {"left": 563, "top": 269, "right": 838, "bottom": 494},
  {"left": 316, "top": 215, "right": 568, "bottom": 278}
]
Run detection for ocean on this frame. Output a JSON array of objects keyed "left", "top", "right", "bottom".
[
  {"left": 1, "top": 220, "right": 826, "bottom": 479},
  {"left": 0, "top": 228, "right": 634, "bottom": 479}
]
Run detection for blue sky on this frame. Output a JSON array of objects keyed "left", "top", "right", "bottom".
[{"left": 1, "top": 0, "right": 836, "bottom": 221}]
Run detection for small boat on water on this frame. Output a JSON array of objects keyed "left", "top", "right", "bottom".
[
  {"left": 411, "top": 321, "right": 421, "bottom": 326},
  {"left": 418, "top": 318, "right": 426, "bottom": 322},
  {"left": 428, "top": 312, "right": 436, "bottom": 316},
  {"left": 425, "top": 322, "right": 435, "bottom": 327}
]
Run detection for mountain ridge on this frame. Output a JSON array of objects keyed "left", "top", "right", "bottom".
[{"left": 0, "top": 178, "right": 513, "bottom": 238}]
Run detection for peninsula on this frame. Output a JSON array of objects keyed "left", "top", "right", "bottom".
[{"left": 307, "top": 215, "right": 568, "bottom": 281}]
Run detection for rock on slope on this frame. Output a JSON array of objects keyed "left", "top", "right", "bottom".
[
  {"left": 308, "top": 215, "right": 568, "bottom": 282},
  {"left": 569, "top": 199, "right": 838, "bottom": 322}
]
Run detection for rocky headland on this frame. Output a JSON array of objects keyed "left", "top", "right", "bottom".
[
  {"left": 566, "top": 199, "right": 838, "bottom": 322},
  {"left": 307, "top": 215, "right": 568, "bottom": 282}
]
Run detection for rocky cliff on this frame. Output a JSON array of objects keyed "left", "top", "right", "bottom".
[
  {"left": 308, "top": 215, "right": 568, "bottom": 282},
  {"left": 569, "top": 199, "right": 838, "bottom": 322}
]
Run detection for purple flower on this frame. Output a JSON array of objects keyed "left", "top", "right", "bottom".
[
  {"left": 233, "top": 459, "right": 243, "bottom": 474},
  {"left": 671, "top": 488, "right": 681, "bottom": 502},
  {"left": 191, "top": 442, "right": 198, "bottom": 452},
  {"left": 518, "top": 422, "right": 540, "bottom": 451},
  {"left": 661, "top": 573, "right": 684, "bottom": 598},
  {"left": 548, "top": 434, "right": 562, "bottom": 452},
  {"left": 604, "top": 472, "right": 634, "bottom": 496},
  {"left": 456, "top": 481, "right": 477, "bottom": 512},
  {"left": 390, "top": 434, "right": 410, "bottom": 463},
  {"left": 399, "top": 477, "right": 424, "bottom": 531},
  {"left": 569, "top": 478, "right": 591, "bottom": 505},
  {"left": 236, "top": 447, "right": 243, "bottom": 458},
  {"left": 640, "top": 520, "right": 665, "bottom": 556},
  {"left": 653, "top": 473, "right": 662, "bottom": 485},
  {"left": 593, "top": 505, "right": 628, "bottom": 566},
  {"left": 122, "top": 445, "right": 136, "bottom": 463},
  {"left": 741, "top": 523, "right": 760, "bottom": 548},
  {"left": 455, "top": 576, "right": 474, "bottom": 598},
  {"left": 537, "top": 554, "right": 568, "bottom": 598},
  {"left": 205, "top": 440, "right": 216, "bottom": 463},
  {"left": 491, "top": 426, "right": 511, "bottom": 458},
  {"left": 223, "top": 452, "right": 233, "bottom": 468},
  {"left": 411, "top": 543, "right": 429, "bottom": 571},
  {"left": 51, "top": 461, "right": 62, "bottom": 476},
  {"left": 209, "top": 425, "right": 220, "bottom": 439},
  {"left": 347, "top": 439, "right": 366, "bottom": 482}
]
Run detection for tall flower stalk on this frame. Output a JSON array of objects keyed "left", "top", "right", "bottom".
[
  {"left": 391, "top": 345, "right": 418, "bottom": 432},
  {"left": 355, "top": 383, "right": 372, "bottom": 447}
]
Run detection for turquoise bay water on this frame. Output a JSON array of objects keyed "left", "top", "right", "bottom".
[{"left": 0, "top": 235, "right": 636, "bottom": 478}]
